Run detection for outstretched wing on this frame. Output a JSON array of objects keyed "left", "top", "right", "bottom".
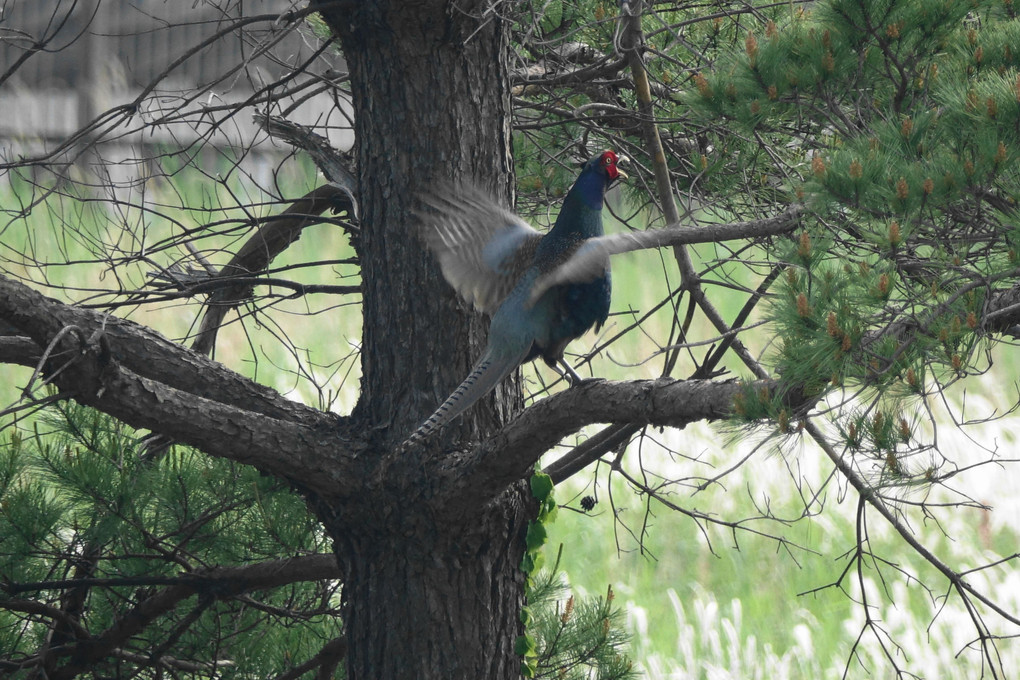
[
  {"left": 526, "top": 229, "right": 674, "bottom": 307},
  {"left": 525, "top": 207, "right": 808, "bottom": 305},
  {"left": 418, "top": 184, "right": 543, "bottom": 315}
]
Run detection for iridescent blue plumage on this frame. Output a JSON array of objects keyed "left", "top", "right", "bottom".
[{"left": 405, "top": 151, "right": 625, "bottom": 445}]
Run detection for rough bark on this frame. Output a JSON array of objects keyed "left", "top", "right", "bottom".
[
  {"left": 326, "top": 490, "right": 529, "bottom": 680},
  {"left": 311, "top": 3, "right": 528, "bottom": 679},
  {"left": 317, "top": 0, "right": 517, "bottom": 446}
]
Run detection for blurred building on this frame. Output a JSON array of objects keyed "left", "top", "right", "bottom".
[{"left": 0, "top": 0, "right": 352, "bottom": 156}]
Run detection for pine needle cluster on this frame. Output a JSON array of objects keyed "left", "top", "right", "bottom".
[
  {"left": 528, "top": 560, "right": 636, "bottom": 680},
  {"left": 685, "top": 0, "right": 1020, "bottom": 489},
  {"left": 0, "top": 402, "right": 341, "bottom": 674}
]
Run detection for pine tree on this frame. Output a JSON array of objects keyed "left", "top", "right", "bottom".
[
  {"left": 686, "top": 0, "right": 1020, "bottom": 480},
  {"left": 0, "top": 403, "right": 634, "bottom": 678},
  {"left": 2, "top": 1, "right": 1018, "bottom": 678}
]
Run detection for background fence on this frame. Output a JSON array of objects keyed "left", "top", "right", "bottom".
[{"left": 1, "top": 0, "right": 352, "bottom": 160}]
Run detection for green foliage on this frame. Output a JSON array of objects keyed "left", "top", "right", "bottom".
[
  {"left": 0, "top": 402, "right": 340, "bottom": 678},
  {"left": 684, "top": 0, "right": 1017, "bottom": 420},
  {"left": 521, "top": 470, "right": 558, "bottom": 579},
  {"left": 519, "top": 472, "right": 634, "bottom": 679},
  {"left": 529, "top": 565, "right": 636, "bottom": 680},
  {"left": 2, "top": 407, "right": 637, "bottom": 678},
  {"left": 519, "top": 469, "right": 558, "bottom": 676}
]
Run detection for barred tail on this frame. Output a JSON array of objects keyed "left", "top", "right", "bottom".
[{"left": 403, "top": 351, "right": 519, "bottom": 447}]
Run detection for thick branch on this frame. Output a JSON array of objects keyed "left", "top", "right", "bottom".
[
  {"left": 0, "top": 274, "right": 326, "bottom": 426},
  {"left": 0, "top": 275, "right": 367, "bottom": 496},
  {"left": 190, "top": 184, "right": 355, "bottom": 356},
  {"left": 446, "top": 377, "right": 786, "bottom": 507}
]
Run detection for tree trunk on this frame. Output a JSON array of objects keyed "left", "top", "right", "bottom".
[
  {"left": 310, "top": 2, "right": 529, "bottom": 678},
  {"left": 321, "top": 0, "right": 519, "bottom": 445},
  {"left": 329, "top": 493, "right": 530, "bottom": 679}
]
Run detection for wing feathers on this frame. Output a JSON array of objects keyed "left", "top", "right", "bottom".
[
  {"left": 526, "top": 230, "right": 668, "bottom": 306},
  {"left": 418, "top": 184, "right": 542, "bottom": 315}
]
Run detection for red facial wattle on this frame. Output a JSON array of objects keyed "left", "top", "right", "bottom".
[{"left": 600, "top": 150, "right": 628, "bottom": 181}]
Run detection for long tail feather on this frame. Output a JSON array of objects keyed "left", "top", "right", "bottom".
[{"left": 403, "top": 349, "right": 521, "bottom": 446}]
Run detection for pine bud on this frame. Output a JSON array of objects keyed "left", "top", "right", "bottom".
[
  {"left": 895, "top": 177, "right": 909, "bottom": 200},
  {"left": 888, "top": 221, "right": 901, "bottom": 247},
  {"left": 886, "top": 451, "right": 901, "bottom": 475},
  {"left": 995, "top": 141, "right": 1007, "bottom": 165},
  {"left": 796, "top": 292, "right": 810, "bottom": 317},
  {"left": 886, "top": 22, "right": 900, "bottom": 39},
  {"left": 987, "top": 97, "right": 997, "bottom": 118},
  {"left": 900, "top": 117, "right": 913, "bottom": 137},
  {"left": 767, "top": 85, "right": 778, "bottom": 100},
  {"left": 827, "top": 311, "right": 839, "bottom": 337},
  {"left": 694, "top": 73, "right": 712, "bottom": 98},
  {"left": 966, "top": 90, "right": 979, "bottom": 111},
  {"left": 766, "top": 20, "right": 778, "bottom": 39},
  {"left": 811, "top": 155, "right": 826, "bottom": 176},
  {"left": 849, "top": 159, "right": 863, "bottom": 180},
  {"left": 951, "top": 353, "right": 962, "bottom": 371},
  {"left": 848, "top": 421, "right": 858, "bottom": 443},
  {"left": 963, "top": 160, "right": 974, "bottom": 177},
  {"left": 974, "top": 45, "right": 984, "bottom": 64},
  {"left": 798, "top": 231, "right": 811, "bottom": 257},
  {"left": 873, "top": 411, "right": 885, "bottom": 434},
  {"left": 778, "top": 409, "right": 790, "bottom": 433},
  {"left": 906, "top": 367, "right": 917, "bottom": 387},
  {"left": 841, "top": 332, "right": 852, "bottom": 352},
  {"left": 561, "top": 596, "right": 575, "bottom": 624},
  {"left": 899, "top": 418, "right": 910, "bottom": 441},
  {"left": 746, "top": 32, "right": 759, "bottom": 63},
  {"left": 877, "top": 273, "right": 890, "bottom": 296},
  {"left": 966, "top": 311, "right": 978, "bottom": 329},
  {"left": 700, "top": 154, "right": 709, "bottom": 171},
  {"left": 922, "top": 177, "right": 934, "bottom": 194}
]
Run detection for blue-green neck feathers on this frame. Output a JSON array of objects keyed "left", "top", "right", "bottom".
[{"left": 547, "top": 157, "right": 610, "bottom": 242}]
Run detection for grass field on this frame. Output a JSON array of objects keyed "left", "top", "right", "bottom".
[{"left": 2, "top": 156, "right": 1018, "bottom": 679}]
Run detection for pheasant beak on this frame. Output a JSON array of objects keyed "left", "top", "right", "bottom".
[{"left": 613, "top": 155, "right": 629, "bottom": 182}]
